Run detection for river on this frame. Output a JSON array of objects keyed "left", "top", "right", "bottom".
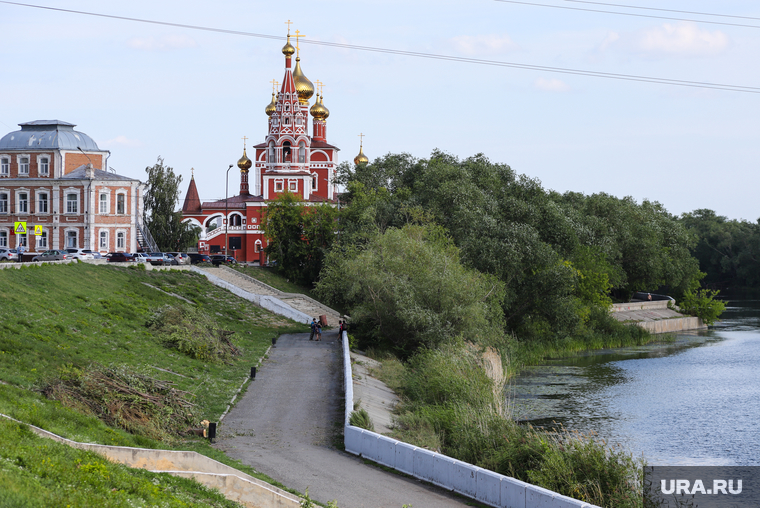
[{"left": 510, "top": 300, "right": 760, "bottom": 466}]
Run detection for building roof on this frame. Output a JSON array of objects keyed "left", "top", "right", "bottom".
[
  {"left": 60, "top": 165, "right": 139, "bottom": 181},
  {"left": 201, "top": 194, "right": 265, "bottom": 209},
  {"left": 182, "top": 176, "right": 202, "bottom": 213},
  {"left": 0, "top": 120, "right": 102, "bottom": 151}
]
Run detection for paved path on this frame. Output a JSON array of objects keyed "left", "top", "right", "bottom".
[{"left": 214, "top": 329, "right": 469, "bottom": 508}]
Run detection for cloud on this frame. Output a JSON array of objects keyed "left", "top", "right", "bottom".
[
  {"left": 534, "top": 78, "right": 570, "bottom": 92},
  {"left": 103, "top": 135, "right": 142, "bottom": 148},
  {"left": 450, "top": 34, "right": 519, "bottom": 56},
  {"left": 127, "top": 34, "right": 197, "bottom": 51},
  {"left": 600, "top": 22, "right": 730, "bottom": 58}
]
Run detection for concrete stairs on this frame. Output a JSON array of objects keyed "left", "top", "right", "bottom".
[
  {"left": 611, "top": 300, "right": 706, "bottom": 333},
  {"left": 200, "top": 265, "right": 342, "bottom": 325}
]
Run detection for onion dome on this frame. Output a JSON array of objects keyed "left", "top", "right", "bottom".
[
  {"left": 265, "top": 92, "right": 277, "bottom": 117},
  {"left": 354, "top": 144, "right": 369, "bottom": 165},
  {"left": 293, "top": 57, "right": 315, "bottom": 104},
  {"left": 282, "top": 35, "right": 295, "bottom": 57},
  {"left": 310, "top": 94, "right": 329, "bottom": 121},
  {"left": 237, "top": 148, "right": 252, "bottom": 172}
]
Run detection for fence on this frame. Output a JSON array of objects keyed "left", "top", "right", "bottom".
[{"left": 340, "top": 331, "right": 600, "bottom": 508}]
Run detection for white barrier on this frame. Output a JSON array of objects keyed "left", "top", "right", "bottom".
[{"left": 340, "top": 331, "right": 599, "bottom": 508}]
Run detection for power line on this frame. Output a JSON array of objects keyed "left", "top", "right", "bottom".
[
  {"left": 1, "top": 0, "right": 759, "bottom": 94},
  {"left": 494, "top": 0, "right": 760, "bottom": 30},
  {"left": 565, "top": 1, "right": 760, "bottom": 22}
]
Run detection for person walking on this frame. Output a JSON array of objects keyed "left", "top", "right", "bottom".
[
  {"left": 309, "top": 318, "right": 317, "bottom": 341},
  {"left": 316, "top": 322, "right": 322, "bottom": 341}
]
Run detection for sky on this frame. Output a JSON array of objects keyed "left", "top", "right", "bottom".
[{"left": 1, "top": 0, "right": 758, "bottom": 220}]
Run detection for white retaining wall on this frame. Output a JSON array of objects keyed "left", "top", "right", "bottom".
[{"left": 341, "top": 331, "right": 600, "bottom": 508}]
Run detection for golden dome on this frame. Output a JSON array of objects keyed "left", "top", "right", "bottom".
[
  {"left": 310, "top": 94, "right": 329, "bottom": 121},
  {"left": 354, "top": 145, "right": 369, "bottom": 165},
  {"left": 237, "top": 148, "right": 252, "bottom": 172},
  {"left": 293, "top": 57, "right": 314, "bottom": 104},
  {"left": 265, "top": 92, "right": 277, "bottom": 117},
  {"left": 282, "top": 35, "right": 295, "bottom": 57}
]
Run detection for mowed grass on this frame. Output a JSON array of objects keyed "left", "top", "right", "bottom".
[
  {"left": 0, "top": 262, "right": 312, "bottom": 506},
  {"left": 0, "top": 263, "right": 306, "bottom": 419}
]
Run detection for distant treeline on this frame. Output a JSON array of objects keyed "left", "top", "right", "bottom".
[{"left": 680, "top": 209, "right": 760, "bottom": 292}]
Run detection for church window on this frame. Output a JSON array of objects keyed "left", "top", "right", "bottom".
[
  {"left": 285, "top": 104, "right": 290, "bottom": 112},
  {"left": 255, "top": 240, "right": 262, "bottom": 253},
  {"left": 284, "top": 117, "right": 290, "bottom": 125},
  {"left": 283, "top": 141, "right": 292, "bottom": 162},
  {"left": 230, "top": 215, "right": 242, "bottom": 226},
  {"left": 268, "top": 142, "right": 275, "bottom": 163},
  {"left": 312, "top": 174, "right": 318, "bottom": 190},
  {"left": 298, "top": 142, "right": 306, "bottom": 163},
  {"left": 275, "top": 181, "right": 283, "bottom": 192},
  {"left": 289, "top": 181, "right": 297, "bottom": 192}
]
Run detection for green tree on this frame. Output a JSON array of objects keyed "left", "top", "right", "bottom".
[
  {"left": 263, "top": 192, "right": 338, "bottom": 286},
  {"left": 317, "top": 224, "right": 505, "bottom": 356},
  {"left": 143, "top": 157, "right": 199, "bottom": 251}
]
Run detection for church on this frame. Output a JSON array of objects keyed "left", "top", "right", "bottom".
[{"left": 181, "top": 31, "right": 368, "bottom": 264}]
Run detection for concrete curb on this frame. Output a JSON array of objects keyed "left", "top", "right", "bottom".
[{"left": 0, "top": 412, "right": 301, "bottom": 508}]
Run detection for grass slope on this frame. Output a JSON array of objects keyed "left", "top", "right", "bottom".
[{"left": 0, "top": 262, "right": 309, "bottom": 506}]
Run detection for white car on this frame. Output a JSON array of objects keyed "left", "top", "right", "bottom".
[
  {"left": 0, "top": 248, "right": 18, "bottom": 261},
  {"left": 65, "top": 248, "right": 95, "bottom": 260},
  {"left": 132, "top": 253, "right": 148, "bottom": 263}
]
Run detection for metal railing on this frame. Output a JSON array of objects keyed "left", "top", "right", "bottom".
[{"left": 136, "top": 215, "right": 159, "bottom": 253}]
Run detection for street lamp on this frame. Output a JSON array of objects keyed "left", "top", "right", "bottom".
[{"left": 224, "top": 164, "right": 233, "bottom": 256}]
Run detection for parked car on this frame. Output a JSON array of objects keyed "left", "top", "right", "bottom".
[
  {"left": 188, "top": 253, "right": 212, "bottom": 264},
  {"left": 0, "top": 248, "right": 18, "bottom": 261},
  {"left": 81, "top": 249, "right": 103, "bottom": 259},
  {"left": 131, "top": 253, "right": 148, "bottom": 263},
  {"left": 107, "top": 252, "right": 135, "bottom": 263},
  {"left": 210, "top": 255, "right": 238, "bottom": 266},
  {"left": 65, "top": 248, "right": 95, "bottom": 260},
  {"left": 167, "top": 252, "right": 190, "bottom": 265},
  {"left": 32, "top": 250, "right": 68, "bottom": 262},
  {"left": 144, "top": 252, "right": 167, "bottom": 266}
]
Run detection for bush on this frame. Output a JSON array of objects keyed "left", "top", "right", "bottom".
[
  {"left": 349, "top": 407, "right": 374, "bottom": 431},
  {"left": 677, "top": 287, "right": 726, "bottom": 325}
]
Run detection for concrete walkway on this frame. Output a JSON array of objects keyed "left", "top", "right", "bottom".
[{"left": 214, "top": 330, "right": 469, "bottom": 508}]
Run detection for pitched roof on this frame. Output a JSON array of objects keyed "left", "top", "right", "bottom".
[
  {"left": 60, "top": 165, "right": 139, "bottom": 181},
  {"left": 182, "top": 176, "right": 202, "bottom": 213}
]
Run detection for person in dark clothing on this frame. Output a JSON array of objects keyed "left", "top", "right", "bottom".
[{"left": 309, "top": 318, "right": 317, "bottom": 340}]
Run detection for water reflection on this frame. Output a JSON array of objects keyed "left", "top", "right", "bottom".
[{"left": 510, "top": 300, "right": 760, "bottom": 466}]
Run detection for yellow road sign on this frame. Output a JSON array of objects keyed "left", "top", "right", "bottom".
[
  {"left": 14, "top": 221, "right": 26, "bottom": 234},
  {"left": 34, "top": 225, "right": 43, "bottom": 236}
]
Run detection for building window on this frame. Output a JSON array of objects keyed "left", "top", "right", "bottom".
[
  {"left": 268, "top": 142, "right": 275, "bottom": 163},
  {"left": 254, "top": 240, "right": 262, "bottom": 253},
  {"left": 18, "top": 192, "right": 28, "bottom": 214},
  {"left": 0, "top": 231, "right": 6, "bottom": 247},
  {"left": 18, "top": 156, "right": 29, "bottom": 175},
  {"left": 116, "top": 193, "right": 125, "bottom": 214},
  {"left": 298, "top": 142, "right": 306, "bottom": 163},
  {"left": 99, "top": 193, "right": 108, "bottom": 214},
  {"left": 284, "top": 117, "right": 290, "bottom": 125},
  {"left": 275, "top": 181, "right": 283, "bottom": 192},
  {"left": 37, "top": 231, "right": 48, "bottom": 250},
  {"left": 39, "top": 157, "right": 49, "bottom": 176},
  {"left": 116, "top": 231, "right": 125, "bottom": 250},
  {"left": 37, "top": 192, "right": 48, "bottom": 214},
  {"left": 0, "top": 193, "right": 7, "bottom": 214},
  {"left": 66, "top": 193, "right": 78, "bottom": 214},
  {"left": 99, "top": 231, "right": 108, "bottom": 250},
  {"left": 0, "top": 157, "right": 8, "bottom": 176},
  {"left": 66, "top": 230, "right": 77, "bottom": 248},
  {"left": 312, "top": 174, "right": 317, "bottom": 190},
  {"left": 18, "top": 234, "right": 27, "bottom": 248},
  {"left": 289, "top": 181, "right": 297, "bottom": 192},
  {"left": 230, "top": 215, "right": 242, "bottom": 226}
]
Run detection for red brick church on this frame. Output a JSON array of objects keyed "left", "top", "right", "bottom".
[{"left": 181, "top": 31, "right": 368, "bottom": 264}]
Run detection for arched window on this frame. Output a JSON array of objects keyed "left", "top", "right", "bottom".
[
  {"left": 283, "top": 141, "right": 292, "bottom": 163},
  {"left": 298, "top": 142, "right": 306, "bottom": 163},
  {"left": 268, "top": 142, "right": 275, "bottom": 163},
  {"left": 230, "top": 215, "right": 242, "bottom": 226}
]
